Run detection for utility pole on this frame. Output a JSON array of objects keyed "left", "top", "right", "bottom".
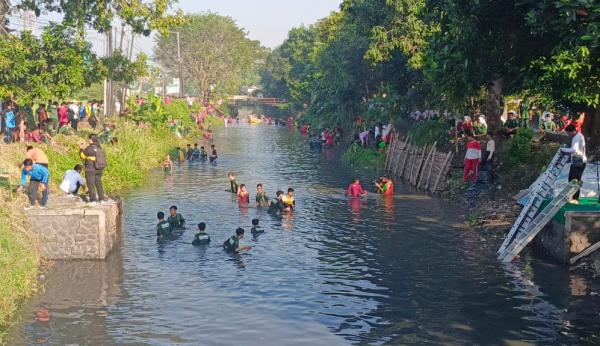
[{"left": 175, "top": 31, "right": 184, "bottom": 98}]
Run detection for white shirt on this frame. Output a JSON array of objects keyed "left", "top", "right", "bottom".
[
  {"left": 486, "top": 139, "right": 495, "bottom": 159},
  {"left": 375, "top": 126, "right": 381, "bottom": 137},
  {"left": 60, "top": 170, "right": 85, "bottom": 193},
  {"left": 561, "top": 133, "right": 587, "bottom": 163}
]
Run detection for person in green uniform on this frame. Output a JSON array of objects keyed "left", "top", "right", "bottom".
[
  {"left": 167, "top": 205, "right": 186, "bottom": 230},
  {"left": 200, "top": 146, "right": 208, "bottom": 161},
  {"left": 504, "top": 111, "right": 520, "bottom": 137},
  {"left": 250, "top": 219, "right": 264, "bottom": 234},
  {"left": 255, "top": 183, "right": 269, "bottom": 207},
  {"left": 192, "top": 222, "right": 211, "bottom": 246},
  {"left": 228, "top": 172, "right": 239, "bottom": 193},
  {"left": 156, "top": 212, "right": 172, "bottom": 240},
  {"left": 268, "top": 190, "right": 285, "bottom": 216},
  {"left": 223, "top": 228, "right": 252, "bottom": 253},
  {"left": 520, "top": 99, "right": 530, "bottom": 128},
  {"left": 25, "top": 103, "right": 35, "bottom": 132},
  {"left": 162, "top": 154, "right": 174, "bottom": 175},
  {"left": 47, "top": 100, "right": 58, "bottom": 132}
]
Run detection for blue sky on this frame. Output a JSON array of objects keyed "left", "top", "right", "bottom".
[
  {"left": 7, "top": 1, "right": 341, "bottom": 56},
  {"left": 175, "top": 0, "right": 341, "bottom": 48}
]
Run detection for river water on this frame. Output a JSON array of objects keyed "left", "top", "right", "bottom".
[{"left": 9, "top": 124, "right": 600, "bottom": 345}]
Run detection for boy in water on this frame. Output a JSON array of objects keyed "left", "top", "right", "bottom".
[
  {"left": 156, "top": 212, "right": 172, "bottom": 240},
  {"left": 192, "top": 222, "right": 211, "bottom": 245},
  {"left": 210, "top": 145, "right": 218, "bottom": 163},
  {"left": 192, "top": 143, "right": 201, "bottom": 160},
  {"left": 282, "top": 188, "right": 296, "bottom": 211},
  {"left": 162, "top": 154, "right": 174, "bottom": 175},
  {"left": 255, "top": 183, "right": 269, "bottom": 207},
  {"left": 268, "top": 190, "right": 285, "bottom": 215},
  {"left": 200, "top": 146, "right": 208, "bottom": 161},
  {"left": 223, "top": 228, "right": 252, "bottom": 253},
  {"left": 228, "top": 172, "right": 239, "bottom": 193},
  {"left": 185, "top": 144, "right": 193, "bottom": 161},
  {"left": 250, "top": 218, "right": 264, "bottom": 234},
  {"left": 167, "top": 205, "right": 186, "bottom": 230}
]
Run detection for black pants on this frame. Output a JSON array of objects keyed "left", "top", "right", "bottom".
[
  {"left": 73, "top": 181, "right": 82, "bottom": 195},
  {"left": 71, "top": 118, "right": 78, "bottom": 131},
  {"left": 86, "top": 170, "right": 105, "bottom": 202},
  {"left": 28, "top": 180, "right": 48, "bottom": 206},
  {"left": 568, "top": 163, "right": 586, "bottom": 200}
]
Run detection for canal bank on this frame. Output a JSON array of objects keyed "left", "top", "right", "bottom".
[
  {"left": 0, "top": 115, "right": 222, "bottom": 341},
  {"left": 7, "top": 124, "right": 600, "bottom": 345}
]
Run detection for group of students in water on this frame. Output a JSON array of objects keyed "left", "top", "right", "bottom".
[
  {"left": 345, "top": 176, "right": 394, "bottom": 197},
  {"left": 227, "top": 172, "right": 296, "bottom": 213},
  {"left": 154, "top": 170, "right": 297, "bottom": 254}
]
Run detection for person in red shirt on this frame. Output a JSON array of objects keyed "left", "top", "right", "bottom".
[
  {"left": 345, "top": 178, "right": 367, "bottom": 197},
  {"left": 463, "top": 135, "right": 482, "bottom": 182},
  {"left": 325, "top": 130, "right": 335, "bottom": 147},
  {"left": 237, "top": 184, "right": 250, "bottom": 205},
  {"left": 57, "top": 103, "right": 69, "bottom": 128},
  {"left": 568, "top": 112, "right": 585, "bottom": 133}
]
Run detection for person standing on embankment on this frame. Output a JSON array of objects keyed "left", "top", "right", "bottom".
[
  {"left": 79, "top": 134, "right": 107, "bottom": 204},
  {"left": 561, "top": 124, "right": 587, "bottom": 204}
]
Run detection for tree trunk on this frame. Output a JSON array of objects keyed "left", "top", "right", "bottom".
[
  {"left": 486, "top": 76, "right": 504, "bottom": 134},
  {"left": 588, "top": 104, "right": 600, "bottom": 149}
]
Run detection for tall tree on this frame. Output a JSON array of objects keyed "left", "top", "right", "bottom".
[
  {"left": 0, "top": 24, "right": 101, "bottom": 103},
  {"left": 153, "top": 13, "right": 265, "bottom": 101}
]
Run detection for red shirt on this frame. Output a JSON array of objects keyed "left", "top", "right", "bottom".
[
  {"left": 238, "top": 193, "right": 250, "bottom": 204},
  {"left": 58, "top": 106, "right": 69, "bottom": 126},
  {"left": 346, "top": 183, "right": 365, "bottom": 197}
]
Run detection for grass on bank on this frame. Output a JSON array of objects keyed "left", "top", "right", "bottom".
[
  {"left": 342, "top": 144, "right": 386, "bottom": 171},
  {"left": 0, "top": 112, "right": 222, "bottom": 342},
  {"left": 0, "top": 208, "right": 40, "bottom": 342}
]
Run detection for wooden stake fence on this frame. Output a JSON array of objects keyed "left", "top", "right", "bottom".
[{"left": 385, "top": 136, "right": 453, "bottom": 193}]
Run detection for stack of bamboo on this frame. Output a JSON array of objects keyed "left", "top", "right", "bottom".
[{"left": 384, "top": 136, "right": 454, "bottom": 193}]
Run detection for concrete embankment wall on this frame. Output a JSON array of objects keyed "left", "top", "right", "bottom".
[
  {"left": 24, "top": 200, "right": 123, "bottom": 260},
  {"left": 533, "top": 211, "right": 600, "bottom": 268}
]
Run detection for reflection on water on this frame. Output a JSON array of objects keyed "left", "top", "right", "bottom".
[{"left": 9, "top": 125, "right": 600, "bottom": 345}]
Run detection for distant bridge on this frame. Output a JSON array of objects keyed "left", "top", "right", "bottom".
[{"left": 228, "top": 96, "right": 285, "bottom": 106}]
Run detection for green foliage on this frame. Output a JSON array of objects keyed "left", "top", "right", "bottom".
[
  {"left": 506, "top": 128, "right": 534, "bottom": 164},
  {"left": 101, "top": 50, "right": 148, "bottom": 84},
  {"left": 16, "top": 0, "right": 184, "bottom": 36},
  {"left": 153, "top": 13, "right": 267, "bottom": 101},
  {"left": 0, "top": 214, "right": 40, "bottom": 343},
  {"left": 342, "top": 143, "right": 386, "bottom": 170},
  {"left": 0, "top": 25, "right": 101, "bottom": 103},
  {"left": 408, "top": 118, "right": 451, "bottom": 147},
  {"left": 262, "top": 0, "right": 600, "bottom": 136}
]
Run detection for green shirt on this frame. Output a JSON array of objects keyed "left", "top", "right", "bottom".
[
  {"left": 168, "top": 213, "right": 185, "bottom": 229},
  {"left": 251, "top": 226, "right": 264, "bottom": 234},
  {"left": 255, "top": 192, "right": 269, "bottom": 207},
  {"left": 156, "top": 220, "right": 172, "bottom": 238},
  {"left": 505, "top": 119, "right": 520, "bottom": 130},
  {"left": 48, "top": 105, "right": 58, "bottom": 120},
  {"left": 223, "top": 235, "right": 239, "bottom": 252},
  {"left": 192, "top": 232, "right": 211, "bottom": 245},
  {"left": 268, "top": 199, "right": 284, "bottom": 215}
]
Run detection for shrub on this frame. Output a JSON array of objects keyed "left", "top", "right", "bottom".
[
  {"left": 342, "top": 143, "right": 386, "bottom": 170},
  {"left": 408, "top": 118, "right": 451, "bottom": 146},
  {"left": 506, "top": 128, "right": 534, "bottom": 164}
]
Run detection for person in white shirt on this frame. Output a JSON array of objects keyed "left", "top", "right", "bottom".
[
  {"left": 561, "top": 124, "right": 587, "bottom": 203},
  {"left": 60, "top": 164, "right": 86, "bottom": 196}
]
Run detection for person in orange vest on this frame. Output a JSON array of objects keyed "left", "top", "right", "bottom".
[{"left": 375, "top": 177, "right": 394, "bottom": 195}]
